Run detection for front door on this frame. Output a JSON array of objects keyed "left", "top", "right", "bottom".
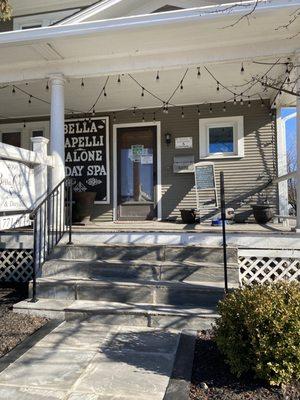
[{"left": 117, "top": 126, "right": 157, "bottom": 220}]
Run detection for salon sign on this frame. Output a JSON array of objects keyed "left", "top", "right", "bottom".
[
  {"left": 64, "top": 117, "right": 110, "bottom": 204},
  {"left": 0, "top": 160, "right": 35, "bottom": 212}
]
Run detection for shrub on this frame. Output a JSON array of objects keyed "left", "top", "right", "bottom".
[{"left": 213, "top": 281, "right": 300, "bottom": 386}]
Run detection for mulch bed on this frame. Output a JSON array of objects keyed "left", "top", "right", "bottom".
[
  {"left": 190, "top": 331, "right": 299, "bottom": 400},
  {"left": 0, "top": 284, "right": 48, "bottom": 358}
]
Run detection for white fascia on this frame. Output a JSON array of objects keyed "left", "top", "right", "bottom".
[
  {"left": 0, "top": 0, "right": 299, "bottom": 45},
  {"left": 58, "top": 0, "right": 125, "bottom": 25}
]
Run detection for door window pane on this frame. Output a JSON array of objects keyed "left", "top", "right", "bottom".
[
  {"left": 209, "top": 126, "right": 234, "bottom": 153},
  {"left": 118, "top": 129, "right": 154, "bottom": 203}
]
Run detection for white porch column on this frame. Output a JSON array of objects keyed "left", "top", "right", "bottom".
[
  {"left": 49, "top": 74, "right": 65, "bottom": 189},
  {"left": 296, "top": 57, "right": 300, "bottom": 231},
  {"left": 276, "top": 110, "right": 289, "bottom": 218}
]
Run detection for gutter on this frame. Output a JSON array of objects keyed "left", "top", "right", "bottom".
[{"left": 0, "top": 0, "right": 299, "bottom": 45}]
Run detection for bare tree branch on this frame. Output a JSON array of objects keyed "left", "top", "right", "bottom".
[
  {"left": 253, "top": 79, "right": 300, "bottom": 98},
  {"left": 222, "top": 0, "right": 259, "bottom": 28}
]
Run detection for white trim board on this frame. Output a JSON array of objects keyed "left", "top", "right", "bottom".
[
  {"left": 199, "top": 116, "right": 244, "bottom": 160},
  {"left": 113, "top": 121, "right": 162, "bottom": 221}
]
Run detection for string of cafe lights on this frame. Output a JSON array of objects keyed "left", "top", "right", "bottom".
[{"left": 2, "top": 57, "right": 293, "bottom": 123}]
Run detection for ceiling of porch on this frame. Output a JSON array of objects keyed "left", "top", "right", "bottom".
[{"left": 0, "top": 58, "right": 295, "bottom": 121}]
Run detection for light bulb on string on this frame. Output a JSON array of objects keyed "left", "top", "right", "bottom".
[
  {"left": 197, "top": 105, "right": 200, "bottom": 116},
  {"left": 233, "top": 94, "right": 237, "bottom": 105},
  {"left": 181, "top": 107, "right": 184, "bottom": 118},
  {"left": 180, "top": 81, "right": 183, "bottom": 92},
  {"left": 92, "top": 107, "right": 96, "bottom": 116},
  {"left": 261, "top": 99, "right": 265, "bottom": 108},
  {"left": 197, "top": 67, "right": 201, "bottom": 79},
  {"left": 141, "top": 87, "right": 145, "bottom": 97},
  {"left": 223, "top": 102, "right": 227, "bottom": 112},
  {"left": 103, "top": 87, "right": 107, "bottom": 97},
  {"left": 28, "top": 95, "right": 32, "bottom": 104},
  {"left": 156, "top": 71, "right": 160, "bottom": 82},
  {"left": 248, "top": 97, "right": 251, "bottom": 108},
  {"left": 113, "top": 113, "right": 116, "bottom": 123},
  {"left": 165, "top": 103, "right": 169, "bottom": 114},
  {"left": 240, "top": 94, "right": 244, "bottom": 106},
  {"left": 23, "top": 121, "right": 26, "bottom": 128},
  {"left": 12, "top": 86, "right": 16, "bottom": 95},
  {"left": 81, "top": 79, "right": 85, "bottom": 89},
  {"left": 142, "top": 113, "right": 145, "bottom": 122},
  {"left": 117, "top": 75, "right": 121, "bottom": 84},
  {"left": 241, "top": 62, "right": 245, "bottom": 75},
  {"left": 133, "top": 107, "right": 136, "bottom": 116},
  {"left": 216, "top": 82, "right": 220, "bottom": 92},
  {"left": 46, "top": 82, "right": 49, "bottom": 91},
  {"left": 209, "top": 104, "right": 213, "bottom": 113}
]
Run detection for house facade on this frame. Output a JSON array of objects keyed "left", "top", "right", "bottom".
[{"left": 0, "top": 0, "right": 299, "bottom": 224}]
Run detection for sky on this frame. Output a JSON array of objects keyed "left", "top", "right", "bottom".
[{"left": 281, "top": 107, "right": 296, "bottom": 154}]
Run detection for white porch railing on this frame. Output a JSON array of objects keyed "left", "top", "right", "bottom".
[{"left": 0, "top": 138, "right": 52, "bottom": 282}]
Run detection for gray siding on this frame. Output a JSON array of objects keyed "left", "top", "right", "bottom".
[
  {"left": 90, "top": 100, "right": 277, "bottom": 222},
  {"left": 0, "top": 20, "right": 13, "bottom": 32},
  {"left": 0, "top": 101, "right": 277, "bottom": 222}
]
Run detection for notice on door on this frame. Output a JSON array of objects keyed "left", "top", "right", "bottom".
[{"left": 64, "top": 117, "right": 110, "bottom": 204}]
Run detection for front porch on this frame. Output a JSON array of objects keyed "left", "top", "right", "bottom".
[
  {"left": 0, "top": 0, "right": 299, "bottom": 227},
  {"left": 0, "top": 0, "right": 299, "bottom": 335}
]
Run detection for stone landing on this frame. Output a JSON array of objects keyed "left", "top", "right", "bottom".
[{"left": 0, "top": 321, "right": 180, "bottom": 400}]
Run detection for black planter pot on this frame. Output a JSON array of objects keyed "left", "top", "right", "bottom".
[
  {"left": 73, "top": 192, "right": 96, "bottom": 225},
  {"left": 180, "top": 209, "right": 197, "bottom": 224},
  {"left": 251, "top": 204, "right": 274, "bottom": 224}
]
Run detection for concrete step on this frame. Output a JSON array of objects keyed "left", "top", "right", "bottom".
[
  {"left": 30, "top": 277, "right": 227, "bottom": 307},
  {"left": 14, "top": 299, "right": 217, "bottom": 330},
  {"left": 50, "top": 244, "right": 238, "bottom": 264},
  {"left": 41, "top": 258, "right": 239, "bottom": 284}
]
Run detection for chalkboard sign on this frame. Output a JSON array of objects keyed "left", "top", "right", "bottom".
[
  {"left": 195, "top": 163, "right": 215, "bottom": 190},
  {"left": 65, "top": 117, "right": 109, "bottom": 204},
  {"left": 194, "top": 162, "right": 218, "bottom": 209}
]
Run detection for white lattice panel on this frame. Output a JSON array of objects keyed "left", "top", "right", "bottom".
[
  {"left": 0, "top": 250, "right": 33, "bottom": 282},
  {"left": 239, "top": 249, "right": 300, "bottom": 285}
]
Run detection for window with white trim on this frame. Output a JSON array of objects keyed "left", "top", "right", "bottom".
[{"left": 199, "top": 116, "right": 244, "bottom": 159}]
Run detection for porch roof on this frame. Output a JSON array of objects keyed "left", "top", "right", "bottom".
[
  {"left": 0, "top": 1, "right": 299, "bottom": 83},
  {"left": 0, "top": 1, "right": 298, "bottom": 118}
]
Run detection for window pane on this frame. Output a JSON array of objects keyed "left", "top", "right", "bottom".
[
  {"left": 2, "top": 132, "right": 21, "bottom": 147},
  {"left": 32, "top": 130, "right": 44, "bottom": 137},
  {"left": 209, "top": 126, "right": 233, "bottom": 153}
]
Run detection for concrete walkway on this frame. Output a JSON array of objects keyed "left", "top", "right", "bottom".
[{"left": 0, "top": 321, "right": 180, "bottom": 400}]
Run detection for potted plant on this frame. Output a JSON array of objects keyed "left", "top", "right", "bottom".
[
  {"left": 251, "top": 194, "right": 274, "bottom": 224},
  {"left": 180, "top": 208, "right": 197, "bottom": 224},
  {"left": 73, "top": 191, "right": 96, "bottom": 225}
]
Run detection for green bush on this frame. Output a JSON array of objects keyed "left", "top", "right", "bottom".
[{"left": 213, "top": 281, "right": 300, "bottom": 386}]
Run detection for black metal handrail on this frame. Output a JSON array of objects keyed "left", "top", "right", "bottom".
[{"left": 30, "top": 177, "right": 73, "bottom": 302}]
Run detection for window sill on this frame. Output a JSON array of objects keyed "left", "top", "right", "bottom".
[{"left": 199, "top": 155, "right": 244, "bottom": 160}]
